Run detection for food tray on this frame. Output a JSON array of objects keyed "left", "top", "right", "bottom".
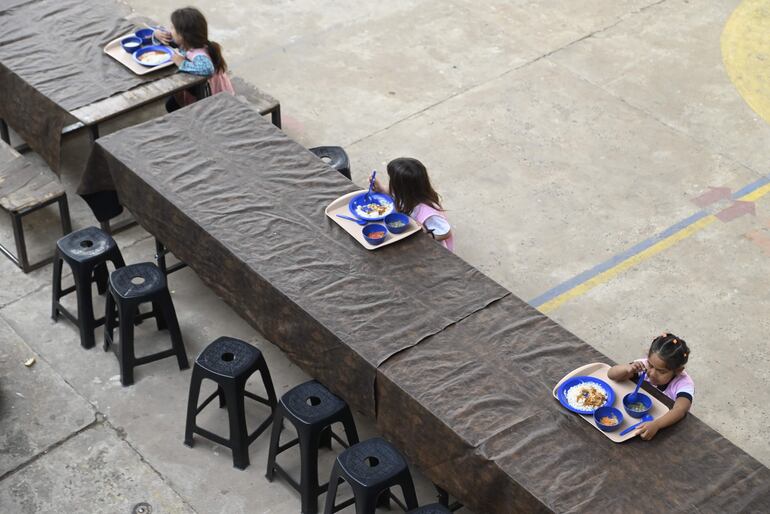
[
  {"left": 104, "top": 31, "right": 175, "bottom": 75},
  {"left": 552, "top": 362, "right": 670, "bottom": 443},
  {"left": 325, "top": 190, "right": 421, "bottom": 250}
]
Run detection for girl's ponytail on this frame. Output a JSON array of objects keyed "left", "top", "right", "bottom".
[{"left": 207, "top": 40, "right": 227, "bottom": 74}]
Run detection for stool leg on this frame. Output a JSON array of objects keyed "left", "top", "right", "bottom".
[
  {"left": 341, "top": 408, "right": 360, "bottom": 446},
  {"left": 152, "top": 299, "right": 168, "bottom": 330},
  {"left": 218, "top": 385, "right": 227, "bottom": 408},
  {"left": 399, "top": 474, "right": 419, "bottom": 510},
  {"left": 319, "top": 426, "right": 333, "bottom": 450},
  {"left": 159, "top": 290, "right": 188, "bottom": 370},
  {"left": 184, "top": 367, "right": 203, "bottom": 447},
  {"left": 51, "top": 254, "right": 63, "bottom": 321},
  {"left": 265, "top": 406, "right": 285, "bottom": 481},
  {"left": 74, "top": 267, "right": 96, "bottom": 349},
  {"left": 257, "top": 359, "right": 277, "bottom": 409},
  {"left": 300, "top": 429, "right": 322, "bottom": 514},
  {"left": 356, "top": 492, "right": 380, "bottom": 514},
  {"left": 376, "top": 488, "right": 391, "bottom": 509},
  {"left": 117, "top": 301, "right": 136, "bottom": 386},
  {"left": 104, "top": 292, "right": 116, "bottom": 351},
  {"left": 322, "top": 463, "right": 342, "bottom": 514},
  {"left": 225, "top": 381, "right": 250, "bottom": 470},
  {"left": 94, "top": 263, "right": 109, "bottom": 295}
]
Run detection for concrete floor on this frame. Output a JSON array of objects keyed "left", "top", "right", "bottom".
[{"left": 2, "top": 0, "right": 769, "bottom": 512}]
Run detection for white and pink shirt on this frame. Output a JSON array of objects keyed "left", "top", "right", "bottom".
[
  {"left": 411, "top": 203, "right": 454, "bottom": 252},
  {"left": 635, "top": 358, "right": 695, "bottom": 402}
]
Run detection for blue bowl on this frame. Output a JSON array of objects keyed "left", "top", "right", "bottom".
[
  {"left": 132, "top": 45, "right": 173, "bottom": 67},
  {"left": 134, "top": 28, "right": 154, "bottom": 46},
  {"left": 593, "top": 406, "right": 623, "bottom": 432},
  {"left": 362, "top": 224, "right": 387, "bottom": 245},
  {"left": 121, "top": 36, "right": 142, "bottom": 53},
  {"left": 384, "top": 212, "right": 410, "bottom": 234},
  {"left": 623, "top": 392, "right": 653, "bottom": 419}
]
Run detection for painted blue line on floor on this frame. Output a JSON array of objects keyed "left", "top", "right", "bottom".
[{"left": 529, "top": 173, "right": 770, "bottom": 308}]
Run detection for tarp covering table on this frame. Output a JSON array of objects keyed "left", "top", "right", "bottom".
[
  {"left": 0, "top": 0, "right": 175, "bottom": 170},
  {"left": 81, "top": 93, "right": 770, "bottom": 512},
  {"left": 81, "top": 93, "right": 509, "bottom": 416},
  {"left": 378, "top": 294, "right": 770, "bottom": 513}
]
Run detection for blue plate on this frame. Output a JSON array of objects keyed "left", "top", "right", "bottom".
[
  {"left": 348, "top": 192, "right": 395, "bottom": 221},
  {"left": 132, "top": 45, "right": 173, "bottom": 67},
  {"left": 557, "top": 376, "right": 615, "bottom": 415}
]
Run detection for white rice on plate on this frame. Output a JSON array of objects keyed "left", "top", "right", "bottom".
[{"left": 565, "top": 381, "right": 609, "bottom": 411}]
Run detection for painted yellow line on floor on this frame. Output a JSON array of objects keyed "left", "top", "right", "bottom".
[{"left": 537, "top": 181, "right": 770, "bottom": 314}]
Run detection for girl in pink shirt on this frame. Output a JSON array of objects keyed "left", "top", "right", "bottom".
[
  {"left": 376, "top": 157, "right": 454, "bottom": 252},
  {"left": 608, "top": 333, "right": 694, "bottom": 440}
]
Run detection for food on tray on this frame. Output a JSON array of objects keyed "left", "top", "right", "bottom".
[
  {"left": 138, "top": 50, "right": 169, "bottom": 65},
  {"left": 599, "top": 415, "right": 618, "bottom": 426},
  {"left": 367, "top": 231, "right": 386, "bottom": 239},
  {"left": 124, "top": 41, "right": 140, "bottom": 49},
  {"left": 387, "top": 220, "right": 406, "bottom": 228},
  {"left": 626, "top": 401, "right": 647, "bottom": 412},
  {"left": 360, "top": 202, "right": 389, "bottom": 215},
  {"left": 566, "top": 382, "right": 608, "bottom": 410}
]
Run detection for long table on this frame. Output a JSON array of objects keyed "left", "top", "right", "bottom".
[
  {"left": 81, "top": 94, "right": 770, "bottom": 512},
  {"left": 0, "top": 0, "right": 203, "bottom": 171}
]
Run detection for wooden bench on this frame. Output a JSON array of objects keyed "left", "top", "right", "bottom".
[
  {"left": 230, "top": 76, "right": 282, "bottom": 128},
  {"left": 0, "top": 140, "right": 71, "bottom": 272}
]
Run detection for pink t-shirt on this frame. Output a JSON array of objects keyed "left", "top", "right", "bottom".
[
  {"left": 411, "top": 203, "right": 454, "bottom": 252},
  {"left": 635, "top": 358, "right": 695, "bottom": 402}
]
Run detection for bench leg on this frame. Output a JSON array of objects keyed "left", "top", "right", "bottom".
[
  {"left": 10, "top": 211, "right": 30, "bottom": 273},
  {"left": 87, "top": 124, "right": 100, "bottom": 144},
  {"left": 0, "top": 119, "right": 9, "bottom": 144},
  {"left": 59, "top": 194, "right": 72, "bottom": 235},
  {"left": 271, "top": 105, "right": 281, "bottom": 129}
]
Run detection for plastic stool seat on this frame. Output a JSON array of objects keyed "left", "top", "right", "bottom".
[
  {"left": 266, "top": 380, "right": 359, "bottom": 514},
  {"left": 104, "top": 262, "right": 188, "bottom": 386},
  {"left": 109, "top": 262, "right": 166, "bottom": 298},
  {"left": 324, "top": 437, "right": 418, "bottom": 514},
  {"left": 51, "top": 226, "right": 126, "bottom": 349},
  {"left": 57, "top": 226, "right": 118, "bottom": 263},
  {"left": 336, "top": 438, "right": 408, "bottom": 487},
  {"left": 185, "top": 337, "right": 277, "bottom": 470},
  {"left": 196, "top": 336, "right": 262, "bottom": 377},
  {"left": 309, "top": 146, "right": 351, "bottom": 179},
  {"left": 282, "top": 380, "right": 348, "bottom": 424}
]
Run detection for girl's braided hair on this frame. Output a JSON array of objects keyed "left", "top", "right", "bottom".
[{"left": 649, "top": 333, "right": 690, "bottom": 370}]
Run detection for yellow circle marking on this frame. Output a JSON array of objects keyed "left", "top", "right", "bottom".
[{"left": 722, "top": 0, "right": 770, "bottom": 123}]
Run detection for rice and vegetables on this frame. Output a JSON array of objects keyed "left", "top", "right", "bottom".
[{"left": 565, "top": 382, "right": 609, "bottom": 411}]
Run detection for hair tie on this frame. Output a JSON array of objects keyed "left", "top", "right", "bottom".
[{"left": 672, "top": 339, "right": 679, "bottom": 344}]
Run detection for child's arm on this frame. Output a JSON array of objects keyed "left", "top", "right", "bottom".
[
  {"left": 174, "top": 54, "right": 215, "bottom": 77},
  {"left": 607, "top": 360, "right": 646, "bottom": 381},
  {"left": 638, "top": 396, "right": 691, "bottom": 440}
]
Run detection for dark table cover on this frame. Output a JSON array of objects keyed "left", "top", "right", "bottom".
[
  {"left": 81, "top": 93, "right": 509, "bottom": 415},
  {"left": 378, "top": 294, "right": 770, "bottom": 513},
  {"left": 81, "top": 93, "right": 770, "bottom": 512},
  {"left": 0, "top": 0, "right": 174, "bottom": 170}
]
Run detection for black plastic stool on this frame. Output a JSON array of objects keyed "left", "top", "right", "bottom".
[
  {"left": 324, "top": 437, "right": 418, "bottom": 514},
  {"left": 407, "top": 504, "right": 453, "bottom": 514},
  {"left": 104, "top": 262, "right": 188, "bottom": 386},
  {"left": 309, "top": 146, "right": 351, "bottom": 179},
  {"left": 52, "top": 226, "right": 125, "bottom": 349},
  {"left": 185, "top": 336, "right": 277, "bottom": 470},
  {"left": 266, "top": 380, "right": 359, "bottom": 514}
]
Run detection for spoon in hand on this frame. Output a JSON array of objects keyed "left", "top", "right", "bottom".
[{"left": 628, "top": 371, "right": 646, "bottom": 403}]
